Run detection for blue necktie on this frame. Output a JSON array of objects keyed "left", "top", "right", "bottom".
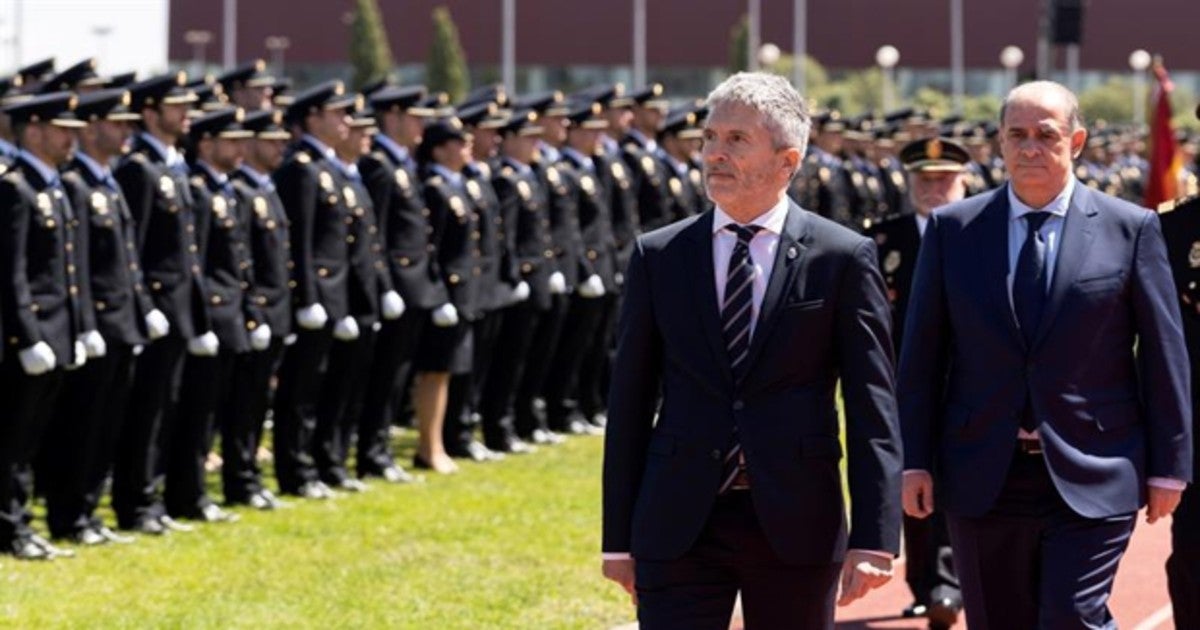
[
  {"left": 1014, "top": 211, "right": 1051, "bottom": 432},
  {"left": 718, "top": 224, "right": 762, "bottom": 493}
]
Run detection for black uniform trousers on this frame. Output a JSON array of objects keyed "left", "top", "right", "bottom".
[
  {"left": 42, "top": 342, "right": 137, "bottom": 538},
  {"left": 0, "top": 361, "right": 63, "bottom": 548},
  {"left": 165, "top": 349, "right": 238, "bottom": 517},
  {"left": 479, "top": 302, "right": 543, "bottom": 444},
  {"left": 516, "top": 294, "right": 570, "bottom": 437},
  {"left": 113, "top": 335, "right": 187, "bottom": 527},
  {"left": 272, "top": 324, "right": 335, "bottom": 493},
  {"left": 444, "top": 310, "right": 505, "bottom": 450},
  {"left": 576, "top": 292, "right": 618, "bottom": 420},
  {"left": 543, "top": 293, "right": 607, "bottom": 430},
  {"left": 221, "top": 338, "right": 286, "bottom": 503},
  {"left": 357, "top": 308, "right": 425, "bottom": 476},
  {"left": 314, "top": 326, "right": 377, "bottom": 485}
]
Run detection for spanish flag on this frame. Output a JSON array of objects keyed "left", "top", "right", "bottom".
[{"left": 1144, "top": 58, "right": 1182, "bottom": 209}]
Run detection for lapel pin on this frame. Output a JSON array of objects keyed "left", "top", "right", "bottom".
[{"left": 787, "top": 246, "right": 798, "bottom": 260}]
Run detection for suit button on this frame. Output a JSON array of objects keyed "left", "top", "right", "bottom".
[
  {"left": 96, "top": 301, "right": 106, "bottom": 311},
  {"left": 318, "top": 267, "right": 329, "bottom": 277},
  {"left": 710, "top": 449, "right": 722, "bottom": 461},
  {"left": 733, "top": 400, "right": 745, "bottom": 411}
]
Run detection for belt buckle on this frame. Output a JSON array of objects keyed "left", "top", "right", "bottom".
[{"left": 1019, "top": 439, "right": 1043, "bottom": 455}]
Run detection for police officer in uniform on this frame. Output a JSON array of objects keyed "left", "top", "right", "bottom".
[
  {"left": 793, "top": 111, "right": 854, "bottom": 227},
  {"left": 620, "top": 83, "right": 670, "bottom": 233},
  {"left": 0, "top": 74, "right": 23, "bottom": 163},
  {"left": 867, "top": 136, "right": 970, "bottom": 629},
  {"left": 45, "top": 88, "right": 153, "bottom": 545},
  {"left": 0, "top": 93, "right": 89, "bottom": 559},
  {"left": 656, "top": 105, "right": 708, "bottom": 223},
  {"left": 225, "top": 108, "right": 292, "bottom": 510},
  {"left": 271, "top": 80, "right": 358, "bottom": 499},
  {"left": 114, "top": 73, "right": 213, "bottom": 536},
  {"left": 357, "top": 85, "right": 440, "bottom": 483},
  {"left": 216, "top": 59, "right": 276, "bottom": 112}
]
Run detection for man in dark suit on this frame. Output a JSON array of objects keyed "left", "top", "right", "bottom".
[
  {"left": 602, "top": 72, "right": 902, "bottom": 629},
  {"left": 867, "top": 137, "right": 970, "bottom": 628},
  {"left": 899, "top": 81, "right": 1192, "bottom": 629}
]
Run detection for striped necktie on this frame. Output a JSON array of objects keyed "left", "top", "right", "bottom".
[{"left": 718, "top": 223, "right": 762, "bottom": 493}]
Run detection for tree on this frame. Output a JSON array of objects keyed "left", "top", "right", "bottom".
[
  {"left": 348, "top": 0, "right": 395, "bottom": 90},
  {"left": 428, "top": 6, "right": 469, "bottom": 103},
  {"left": 728, "top": 14, "right": 749, "bottom": 73}
]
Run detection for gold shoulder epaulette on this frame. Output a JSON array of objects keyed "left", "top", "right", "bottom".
[{"left": 295, "top": 152, "right": 311, "bottom": 164}]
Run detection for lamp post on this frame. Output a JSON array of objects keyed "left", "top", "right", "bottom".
[
  {"left": 792, "top": 0, "right": 806, "bottom": 93},
  {"left": 758, "top": 42, "right": 781, "bottom": 72},
  {"left": 876, "top": 45, "right": 900, "bottom": 111},
  {"left": 184, "top": 29, "right": 213, "bottom": 77},
  {"left": 92, "top": 25, "right": 113, "bottom": 64},
  {"left": 265, "top": 36, "right": 290, "bottom": 74},
  {"left": 1128, "top": 49, "right": 1151, "bottom": 127},
  {"left": 747, "top": 0, "right": 761, "bottom": 71},
  {"left": 1000, "top": 45, "right": 1024, "bottom": 93}
]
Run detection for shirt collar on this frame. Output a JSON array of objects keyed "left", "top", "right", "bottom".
[
  {"left": 561, "top": 147, "right": 594, "bottom": 171},
  {"left": 196, "top": 160, "right": 229, "bottom": 187},
  {"left": 431, "top": 163, "right": 463, "bottom": 187},
  {"left": 1008, "top": 177, "right": 1075, "bottom": 222},
  {"left": 239, "top": 164, "right": 271, "bottom": 186},
  {"left": 537, "top": 142, "right": 561, "bottom": 164},
  {"left": 301, "top": 134, "right": 336, "bottom": 160},
  {"left": 373, "top": 133, "right": 410, "bottom": 165},
  {"left": 712, "top": 194, "right": 790, "bottom": 236},
  {"left": 74, "top": 150, "right": 111, "bottom": 181},
  {"left": 502, "top": 156, "right": 532, "bottom": 175},
  {"left": 139, "top": 132, "right": 180, "bottom": 165},
  {"left": 18, "top": 149, "right": 59, "bottom": 186},
  {"left": 628, "top": 129, "right": 658, "bottom": 153}
]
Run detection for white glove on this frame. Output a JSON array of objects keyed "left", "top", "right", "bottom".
[
  {"left": 333, "top": 316, "right": 360, "bottom": 341},
  {"left": 284, "top": 334, "right": 298, "bottom": 346},
  {"left": 512, "top": 281, "right": 531, "bottom": 302},
  {"left": 250, "top": 324, "right": 272, "bottom": 351},
  {"left": 372, "top": 321, "right": 382, "bottom": 332},
  {"left": 18, "top": 341, "right": 56, "bottom": 376},
  {"left": 296, "top": 303, "right": 328, "bottom": 330},
  {"left": 187, "top": 331, "right": 220, "bottom": 357},
  {"left": 381, "top": 290, "right": 405, "bottom": 320},
  {"left": 615, "top": 272, "right": 625, "bottom": 287},
  {"left": 133, "top": 344, "right": 145, "bottom": 356},
  {"left": 145, "top": 309, "right": 170, "bottom": 340},
  {"left": 67, "top": 340, "right": 88, "bottom": 370},
  {"left": 548, "top": 271, "right": 567, "bottom": 295},
  {"left": 431, "top": 303, "right": 460, "bottom": 328},
  {"left": 81, "top": 330, "right": 107, "bottom": 358},
  {"left": 578, "top": 274, "right": 606, "bottom": 299}
]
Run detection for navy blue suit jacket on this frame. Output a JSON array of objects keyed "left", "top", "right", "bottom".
[
  {"left": 898, "top": 182, "right": 1193, "bottom": 519},
  {"left": 602, "top": 201, "right": 903, "bottom": 565}
]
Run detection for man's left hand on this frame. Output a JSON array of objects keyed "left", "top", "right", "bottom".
[
  {"left": 1146, "top": 485, "right": 1183, "bottom": 524},
  {"left": 837, "top": 550, "right": 893, "bottom": 607}
]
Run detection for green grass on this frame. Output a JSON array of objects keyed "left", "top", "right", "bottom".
[{"left": 0, "top": 433, "right": 633, "bottom": 629}]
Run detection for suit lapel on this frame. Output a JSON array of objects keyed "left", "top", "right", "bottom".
[
  {"left": 975, "top": 187, "right": 1027, "bottom": 350},
  {"left": 1031, "top": 184, "right": 1097, "bottom": 349},
  {"left": 685, "top": 210, "right": 734, "bottom": 387},
  {"left": 742, "top": 202, "right": 809, "bottom": 375}
]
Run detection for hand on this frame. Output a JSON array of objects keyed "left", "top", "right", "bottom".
[
  {"left": 381, "top": 290, "right": 406, "bottom": 320},
  {"left": 615, "top": 272, "right": 625, "bottom": 287},
  {"left": 187, "top": 331, "right": 220, "bottom": 357},
  {"left": 578, "top": 274, "right": 606, "bottom": 299},
  {"left": 283, "top": 333, "right": 298, "bottom": 346},
  {"left": 333, "top": 316, "right": 361, "bottom": 341},
  {"left": 18, "top": 341, "right": 56, "bottom": 375},
  {"left": 511, "top": 281, "right": 531, "bottom": 302},
  {"left": 431, "top": 303, "right": 459, "bottom": 328},
  {"left": 601, "top": 558, "right": 637, "bottom": 606},
  {"left": 249, "top": 323, "right": 272, "bottom": 351},
  {"left": 81, "top": 330, "right": 107, "bottom": 359},
  {"left": 145, "top": 309, "right": 170, "bottom": 340},
  {"left": 837, "top": 550, "right": 894, "bottom": 607},
  {"left": 296, "top": 303, "right": 329, "bottom": 330},
  {"left": 902, "top": 470, "right": 935, "bottom": 519},
  {"left": 1147, "top": 485, "right": 1184, "bottom": 524},
  {"left": 548, "top": 271, "right": 567, "bottom": 295},
  {"left": 68, "top": 340, "right": 88, "bottom": 370}
]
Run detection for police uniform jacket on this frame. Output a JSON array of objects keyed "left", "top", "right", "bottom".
[
  {"left": 422, "top": 165, "right": 482, "bottom": 321},
  {"left": 865, "top": 212, "right": 922, "bottom": 351},
  {"left": 230, "top": 166, "right": 292, "bottom": 337},
  {"left": 189, "top": 162, "right": 253, "bottom": 353},
  {"left": 340, "top": 164, "right": 393, "bottom": 327},
  {"left": 535, "top": 151, "right": 583, "bottom": 293},
  {"left": 494, "top": 158, "right": 555, "bottom": 311},
  {"left": 465, "top": 161, "right": 517, "bottom": 312},
  {"left": 560, "top": 150, "right": 617, "bottom": 290},
  {"left": 657, "top": 150, "right": 707, "bottom": 222}
]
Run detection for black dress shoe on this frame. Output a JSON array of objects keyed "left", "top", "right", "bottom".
[
  {"left": 447, "top": 440, "right": 502, "bottom": 462},
  {"left": 124, "top": 516, "right": 167, "bottom": 536},
  {"left": 248, "top": 490, "right": 289, "bottom": 510},
  {"left": 379, "top": 465, "right": 418, "bottom": 484},
  {"left": 336, "top": 478, "right": 369, "bottom": 493},
  {"left": 529, "top": 428, "right": 565, "bottom": 445},
  {"left": 197, "top": 504, "right": 240, "bottom": 523},
  {"left": 588, "top": 412, "right": 608, "bottom": 429},
  {"left": 29, "top": 534, "right": 75, "bottom": 559},
  {"left": 94, "top": 526, "right": 135, "bottom": 544},
  {"left": 926, "top": 598, "right": 961, "bottom": 630},
  {"left": 9, "top": 537, "right": 52, "bottom": 560},
  {"left": 158, "top": 515, "right": 196, "bottom": 532},
  {"left": 64, "top": 528, "right": 108, "bottom": 546},
  {"left": 295, "top": 480, "right": 336, "bottom": 500},
  {"left": 902, "top": 602, "right": 928, "bottom": 618},
  {"left": 487, "top": 437, "right": 537, "bottom": 455}
]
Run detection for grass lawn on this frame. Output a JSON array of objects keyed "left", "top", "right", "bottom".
[{"left": 0, "top": 432, "right": 633, "bottom": 629}]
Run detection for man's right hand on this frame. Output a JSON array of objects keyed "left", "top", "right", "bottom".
[
  {"left": 902, "top": 470, "right": 935, "bottom": 519},
  {"left": 296, "top": 303, "right": 328, "bottom": 330},
  {"left": 602, "top": 558, "right": 637, "bottom": 606}
]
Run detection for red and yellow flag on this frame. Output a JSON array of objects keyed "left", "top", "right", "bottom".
[{"left": 1144, "top": 59, "right": 1182, "bottom": 209}]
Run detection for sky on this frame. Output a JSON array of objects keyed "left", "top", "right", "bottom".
[{"left": 0, "top": 0, "right": 168, "bottom": 78}]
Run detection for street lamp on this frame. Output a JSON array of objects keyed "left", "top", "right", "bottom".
[
  {"left": 92, "top": 25, "right": 113, "bottom": 65},
  {"left": 265, "top": 36, "right": 291, "bottom": 74},
  {"left": 1000, "top": 45, "right": 1024, "bottom": 92},
  {"left": 184, "top": 29, "right": 213, "bottom": 77},
  {"left": 875, "top": 45, "right": 900, "bottom": 111},
  {"left": 1129, "top": 49, "right": 1151, "bottom": 127},
  {"left": 758, "top": 42, "right": 781, "bottom": 69}
]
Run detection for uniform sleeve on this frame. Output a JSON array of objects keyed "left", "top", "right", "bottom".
[
  {"left": 0, "top": 181, "right": 43, "bottom": 348},
  {"left": 274, "top": 162, "right": 320, "bottom": 308}
]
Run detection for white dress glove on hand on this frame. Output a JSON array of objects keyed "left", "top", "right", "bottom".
[
  {"left": 187, "top": 331, "right": 220, "bottom": 357},
  {"left": 511, "top": 281, "right": 531, "bottom": 302},
  {"left": 333, "top": 316, "right": 361, "bottom": 341},
  {"left": 548, "top": 271, "right": 567, "bottom": 295},
  {"left": 145, "top": 309, "right": 170, "bottom": 340},
  {"left": 431, "top": 303, "right": 460, "bottom": 328},
  {"left": 578, "top": 274, "right": 606, "bottom": 299},
  {"left": 250, "top": 324, "right": 272, "bottom": 351},
  {"left": 284, "top": 334, "right": 298, "bottom": 346},
  {"left": 68, "top": 340, "right": 88, "bottom": 370},
  {"left": 381, "top": 290, "right": 406, "bottom": 320},
  {"left": 18, "top": 341, "right": 56, "bottom": 376},
  {"left": 81, "top": 330, "right": 107, "bottom": 359},
  {"left": 296, "top": 303, "right": 329, "bottom": 330}
]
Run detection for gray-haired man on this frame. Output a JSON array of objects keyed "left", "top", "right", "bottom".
[{"left": 601, "top": 72, "right": 902, "bottom": 628}]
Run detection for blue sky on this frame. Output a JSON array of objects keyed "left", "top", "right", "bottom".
[{"left": 0, "top": 0, "right": 168, "bottom": 78}]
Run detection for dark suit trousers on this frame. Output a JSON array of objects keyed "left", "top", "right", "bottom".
[
  {"left": 577, "top": 292, "right": 617, "bottom": 419},
  {"left": 1169, "top": 478, "right": 1200, "bottom": 630},
  {"left": 543, "top": 294, "right": 607, "bottom": 428},
  {"left": 166, "top": 350, "right": 237, "bottom": 516},
  {"left": 272, "top": 325, "right": 334, "bottom": 493},
  {"left": 946, "top": 449, "right": 1134, "bottom": 630},
  {"left": 113, "top": 335, "right": 187, "bottom": 526},
  {"left": 480, "top": 302, "right": 541, "bottom": 442},
  {"left": 43, "top": 343, "right": 136, "bottom": 537},
  {"left": 517, "top": 295, "right": 569, "bottom": 437},
  {"left": 314, "top": 327, "right": 377, "bottom": 485},
  {"left": 903, "top": 511, "right": 960, "bottom": 606},
  {"left": 221, "top": 338, "right": 286, "bottom": 502},
  {"left": 356, "top": 309, "right": 424, "bottom": 476},
  {"left": 0, "top": 362, "right": 63, "bottom": 546},
  {"left": 635, "top": 492, "right": 841, "bottom": 630}
]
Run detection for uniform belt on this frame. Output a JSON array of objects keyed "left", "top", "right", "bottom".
[
  {"left": 1016, "top": 439, "right": 1043, "bottom": 456},
  {"left": 726, "top": 470, "right": 752, "bottom": 491}
]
